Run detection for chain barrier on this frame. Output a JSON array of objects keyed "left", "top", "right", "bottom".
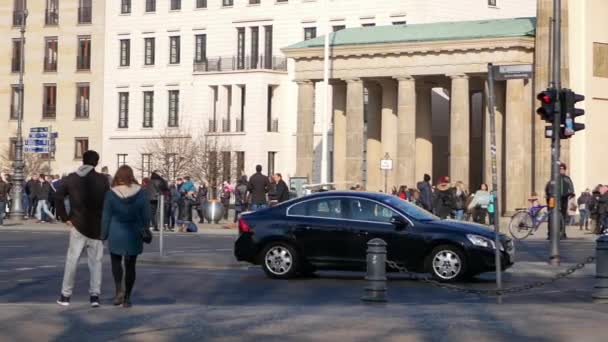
[{"left": 386, "top": 256, "right": 596, "bottom": 296}]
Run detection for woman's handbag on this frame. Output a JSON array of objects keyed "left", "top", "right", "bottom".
[{"left": 141, "top": 226, "right": 153, "bottom": 244}]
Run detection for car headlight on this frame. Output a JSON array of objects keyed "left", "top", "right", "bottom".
[{"left": 467, "top": 234, "right": 496, "bottom": 249}]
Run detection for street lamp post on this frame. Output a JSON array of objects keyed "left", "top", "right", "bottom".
[{"left": 9, "top": 9, "right": 28, "bottom": 220}]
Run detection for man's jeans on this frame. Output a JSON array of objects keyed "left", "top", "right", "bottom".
[
  {"left": 60, "top": 228, "right": 104, "bottom": 297},
  {"left": 36, "top": 200, "right": 55, "bottom": 221},
  {"left": 250, "top": 203, "right": 268, "bottom": 211},
  {"left": 0, "top": 201, "right": 5, "bottom": 225}
]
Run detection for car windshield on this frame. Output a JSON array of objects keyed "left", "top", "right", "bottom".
[{"left": 382, "top": 197, "right": 440, "bottom": 222}]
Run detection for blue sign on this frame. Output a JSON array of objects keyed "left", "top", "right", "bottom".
[
  {"left": 30, "top": 127, "right": 49, "bottom": 133},
  {"left": 24, "top": 146, "right": 50, "bottom": 153},
  {"left": 26, "top": 139, "right": 49, "bottom": 146},
  {"left": 51, "top": 132, "right": 58, "bottom": 138},
  {"left": 28, "top": 133, "right": 49, "bottom": 139}
]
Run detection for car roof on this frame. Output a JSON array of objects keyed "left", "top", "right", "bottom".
[{"left": 297, "top": 191, "right": 392, "bottom": 201}]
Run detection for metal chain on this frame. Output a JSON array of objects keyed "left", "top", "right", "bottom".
[{"left": 386, "top": 256, "right": 596, "bottom": 296}]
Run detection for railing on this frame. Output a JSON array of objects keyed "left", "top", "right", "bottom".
[
  {"left": 222, "top": 119, "right": 231, "bottom": 132},
  {"left": 77, "top": 56, "right": 91, "bottom": 70},
  {"left": 13, "top": 11, "right": 26, "bottom": 26},
  {"left": 45, "top": 10, "right": 59, "bottom": 25},
  {"left": 75, "top": 103, "right": 89, "bottom": 118},
  {"left": 44, "top": 60, "right": 57, "bottom": 72},
  {"left": 269, "top": 118, "right": 279, "bottom": 132},
  {"left": 235, "top": 119, "right": 244, "bottom": 132},
  {"left": 78, "top": 6, "right": 92, "bottom": 24},
  {"left": 43, "top": 105, "right": 56, "bottom": 118},
  {"left": 11, "top": 58, "right": 21, "bottom": 73},
  {"left": 194, "top": 55, "right": 287, "bottom": 73},
  {"left": 208, "top": 119, "right": 217, "bottom": 133}
]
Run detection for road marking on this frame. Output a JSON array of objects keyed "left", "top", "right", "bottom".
[
  {"left": 38, "top": 265, "right": 57, "bottom": 268},
  {"left": 14, "top": 267, "right": 35, "bottom": 271}
]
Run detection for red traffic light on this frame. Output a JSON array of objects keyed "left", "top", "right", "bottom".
[{"left": 539, "top": 95, "right": 551, "bottom": 104}]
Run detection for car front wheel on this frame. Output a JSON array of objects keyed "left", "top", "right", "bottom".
[
  {"left": 261, "top": 243, "right": 299, "bottom": 279},
  {"left": 427, "top": 245, "right": 467, "bottom": 282}
]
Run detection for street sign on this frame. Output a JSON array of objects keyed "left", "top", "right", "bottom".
[
  {"left": 51, "top": 132, "right": 58, "bottom": 138},
  {"left": 26, "top": 139, "right": 49, "bottom": 146},
  {"left": 29, "top": 132, "right": 49, "bottom": 139},
  {"left": 24, "top": 146, "right": 50, "bottom": 153},
  {"left": 30, "top": 127, "right": 49, "bottom": 133},
  {"left": 492, "top": 64, "right": 533, "bottom": 81},
  {"left": 380, "top": 159, "right": 393, "bottom": 170}
]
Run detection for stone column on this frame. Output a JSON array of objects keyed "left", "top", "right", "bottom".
[
  {"left": 395, "top": 76, "right": 416, "bottom": 188},
  {"left": 366, "top": 83, "right": 382, "bottom": 192},
  {"left": 415, "top": 84, "right": 432, "bottom": 183},
  {"left": 332, "top": 83, "right": 347, "bottom": 189},
  {"left": 449, "top": 74, "right": 470, "bottom": 186},
  {"left": 378, "top": 79, "right": 398, "bottom": 191},
  {"left": 505, "top": 79, "right": 526, "bottom": 214},
  {"left": 296, "top": 80, "right": 315, "bottom": 180},
  {"left": 345, "top": 78, "right": 365, "bottom": 188}
]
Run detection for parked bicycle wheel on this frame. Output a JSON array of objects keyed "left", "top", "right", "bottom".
[{"left": 509, "top": 211, "right": 535, "bottom": 240}]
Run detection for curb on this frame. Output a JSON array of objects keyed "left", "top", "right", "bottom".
[{"left": 138, "top": 254, "right": 249, "bottom": 269}]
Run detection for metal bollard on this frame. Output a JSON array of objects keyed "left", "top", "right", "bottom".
[
  {"left": 361, "top": 238, "right": 388, "bottom": 303},
  {"left": 593, "top": 235, "right": 608, "bottom": 303}
]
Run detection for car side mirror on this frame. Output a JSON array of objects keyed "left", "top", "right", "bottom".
[{"left": 390, "top": 215, "right": 408, "bottom": 230}]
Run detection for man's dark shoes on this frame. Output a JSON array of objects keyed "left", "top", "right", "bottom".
[
  {"left": 56, "top": 295, "right": 70, "bottom": 306},
  {"left": 90, "top": 295, "right": 100, "bottom": 308}
]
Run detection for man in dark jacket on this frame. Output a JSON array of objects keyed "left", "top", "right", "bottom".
[
  {"left": 248, "top": 165, "right": 270, "bottom": 211},
  {"left": 55, "top": 150, "right": 110, "bottom": 307},
  {"left": 597, "top": 185, "right": 608, "bottom": 235},
  {"left": 578, "top": 189, "right": 593, "bottom": 231},
  {"left": 273, "top": 173, "right": 290, "bottom": 204},
  {"left": 26, "top": 174, "right": 42, "bottom": 219},
  {"left": 149, "top": 171, "right": 168, "bottom": 231},
  {"left": 417, "top": 174, "right": 433, "bottom": 212},
  {"left": 545, "top": 163, "right": 575, "bottom": 240},
  {"left": 35, "top": 174, "right": 56, "bottom": 223},
  {"left": 0, "top": 175, "right": 10, "bottom": 226},
  {"left": 234, "top": 176, "right": 249, "bottom": 222}
]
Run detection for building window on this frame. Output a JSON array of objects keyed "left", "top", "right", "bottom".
[
  {"left": 43, "top": 84, "right": 57, "bottom": 119},
  {"left": 236, "top": 151, "right": 245, "bottom": 178},
  {"left": 250, "top": 27, "right": 259, "bottom": 68},
  {"left": 10, "top": 85, "right": 22, "bottom": 120},
  {"left": 144, "top": 37, "right": 155, "bottom": 65},
  {"left": 117, "top": 154, "right": 128, "bottom": 169},
  {"left": 237, "top": 28, "right": 245, "bottom": 70},
  {"left": 169, "top": 36, "right": 180, "bottom": 64},
  {"left": 78, "top": 0, "right": 92, "bottom": 24},
  {"left": 74, "top": 138, "right": 88, "bottom": 160},
  {"left": 143, "top": 91, "right": 154, "bottom": 127},
  {"left": 121, "top": 0, "right": 131, "bottom": 14},
  {"left": 593, "top": 42, "right": 608, "bottom": 78},
  {"left": 332, "top": 25, "right": 345, "bottom": 32},
  {"left": 267, "top": 85, "right": 274, "bottom": 132},
  {"left": 13, "top": 0, "right": 27, "bottom": 26},
  {"left": 194, "top": 34, "right": 206, "bottom": 63},
  {"left": 76, "top": 83, "right": 90, "bottom": 118},
  {"left": 362, "top": 23, "right": 375, "bottom": 27},
  {"left": 264, "top": 25, "right": 273, "bottom": 68},
  {"left": 145, "top": 0, "right": 156, "bottom": 12},
  {"left": 44, "top": 37, "right": 58, "bottom": 72},
  {"left": 304, "top": 27, "right": 317, "bottom": 41},
  {"left": 268, "top": 152, "right": 276, "bottom": 176},
  {"left": 170, "top": 0, "right": 181, "bottom": 10},
  {"left": 77, "top": 36, "right": 91, "bottom": 70},
  {"left": 45, "top": 0, "right": 59, "bottom": 25},
  {"left": 488, "top": 0, "right": 497, "bottom": 6},
  {"left": 168, "top": 90, "right": 179, "bottom": 127},
  {"left": 222, "top": 0, "right": 233, "bottom": 7},
  {"left": 9, "top": 138, "right": 18, "bottom": 161},
  {"left": 119, "top": 39, "right": 130, "bottom": 67},
  {"left": 118, "top": 92, "right": 129, "bottom": 128},
  {"left": 276, "top": 0, "right": 288, "bottom": 2},
  {"left": 393, "top": 21, "right": 406, "bottom": 25},
  {"left": 11, "top": 39, "right": 23, "bottom": 73},
  {"left": 222, "top": 151, "right": 231, "bottom": 182},
  {"left": 196, "top": 0, "right": 207, "bottom": 9},
  {"left": 249, "top": 0, "right": 260, "bottom": 4},
  {"left": 141, "top": 154, "right": 152, "bottom": 179}
]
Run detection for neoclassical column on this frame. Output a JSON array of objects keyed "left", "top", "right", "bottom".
[
  {"left": 345, "top": 78, "right": 365, "bottom": 187},
  {"left": 505, "top": 79, "right": 527, "bottom": 214},
  {"left": 379, "top": 79, "right": 398, "bottom": 190},
  {"left": 449, "top": 74, "right": 470, "bottom": 185},
  {"left": 395, "top": 76, "right": 416, "bottom": 188},
  {"left": 366, "top": 82, "right": 382, "bottom": 192},
  {"left": 295, "top": 80, "right": 315, "bottom": 180},
  {"left": 415, "top": 84, "right": 433, "bottom": 183},
  {"left": 332, "top": 83, "right": 347, "bottom": 189}
]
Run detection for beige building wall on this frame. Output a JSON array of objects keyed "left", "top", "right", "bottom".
[
  {"left": 569, "top": 0, "right": 608, "bottom": 191},
  {"left": 0, "top": 0, "right": 105, "bottom": 176}
]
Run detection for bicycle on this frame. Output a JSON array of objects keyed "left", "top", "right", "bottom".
[{"left": 508, "top": 205, "right": 565, "bottom": 240}]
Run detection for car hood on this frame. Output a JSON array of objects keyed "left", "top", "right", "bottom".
[{"left": 425, "top": 219, "right": 496, "bottom": 238}]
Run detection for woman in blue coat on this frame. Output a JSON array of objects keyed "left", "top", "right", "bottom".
[{"left": 101, "top": 165, "right": 151, "bottom": 308}]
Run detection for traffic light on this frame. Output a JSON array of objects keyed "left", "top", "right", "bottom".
[
  {"left": 560, "top": 88, "right": 585, "bottom": 138},
  {"left": 536, "top": 88, "right": 558, "bottom": 122}
]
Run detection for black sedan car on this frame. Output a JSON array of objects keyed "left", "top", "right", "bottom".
[{"left": 234, "top": 191, "right": 514, "bottom": 282}]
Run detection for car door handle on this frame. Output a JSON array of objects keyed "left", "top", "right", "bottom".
[
  {"left": 295, "top": 225, "right": 311, "bottom": 231},
  {"left": 357, "top": 230, "right": 368, "bottom": 236}
]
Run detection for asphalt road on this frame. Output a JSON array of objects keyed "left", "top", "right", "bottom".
[{"left": 0, "top": 227, "right": 607, "bottom": 341}]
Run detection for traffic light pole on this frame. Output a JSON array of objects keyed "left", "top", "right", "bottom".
[{"left": 549, "top": 0, "right": 562, "bottom": 266}]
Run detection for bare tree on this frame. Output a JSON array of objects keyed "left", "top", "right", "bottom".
[
  {"left": 0, "top": 149, "right": 52, "bottom": 177},
  {"left": 190, "top": 134, "right": 237, "bottom": 199}
]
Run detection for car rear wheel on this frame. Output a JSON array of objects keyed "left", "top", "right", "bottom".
[
  {"left": 261, "top": 243, "right": 299, "bottom": 279},
  {"left": 427, "top": 245, "right": 467, "bottom": 282}
]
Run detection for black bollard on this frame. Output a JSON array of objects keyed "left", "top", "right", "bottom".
[
  {"left": 593, "top": 235, "right": 608, "bottom": 303},
  {"left": 361, "top": 238, "right": 387, "bottom": 303}
]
